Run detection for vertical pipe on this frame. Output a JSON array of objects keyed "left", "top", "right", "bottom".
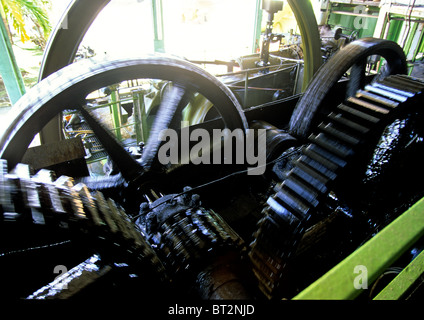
[
  {"left": 132, "top": 89, "right": 149, "bottom": 143},
  {"left": 152, "top": 0, "right": 165, "bottom": 53},
  {"left": 110, "top": 86, "right": 122, "bottom": 141},
  {"left": 293, "top": 62, "right": 300, "bottom": 95},
  {"left": 252, "top": 0, "right": 263, "bottom": 54},
  {"left": 244, "top": 71, "right": 249, "bottom": 107},
  {"left": 132, "top": 91, "right": 143, "bottom": 144}
]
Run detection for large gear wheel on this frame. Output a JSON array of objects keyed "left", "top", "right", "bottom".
[{"left": 249, "top": 73, "right": 424, "bottom": 299}]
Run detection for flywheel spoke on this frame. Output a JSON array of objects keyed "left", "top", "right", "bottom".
[
  {"left": 346, "top": 59, "right": 367, "bottom": 98},
  {"left": 79, "top": 104, "right": 144, "bottom": 182},
  {"left": 140, "top": 83, "right": 187, "bottom": 170}
]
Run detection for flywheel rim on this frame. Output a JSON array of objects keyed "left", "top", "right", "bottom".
[
  {"left": 0, "top": 55, "right": 248, "bottom": 170},
  {"left": 289, "top": 38, "right": 408, "bottom": 139}
]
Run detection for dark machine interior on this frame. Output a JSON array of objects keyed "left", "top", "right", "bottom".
[{"left": 1, "top": 0, "right": 424, "bottom": 302}]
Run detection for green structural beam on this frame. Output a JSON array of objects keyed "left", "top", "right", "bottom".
[
  {"left": 252, "top": 0, "right": 262, "bottom": 54},
  {"left": 0, "top": 17, "right": 26, "bottom": 105},
  {"left": 109, "top": 86, "right": 122, "bottom": 141},
  {"left": 293, "top": 196, "right": 424, "bottom": 300},
  {"left": 287, "top": 0, "right": 322, "bottom": 91},
  {"left": 152, "top": 0, "right": 165, "bottom": 53},
  {"left": 374, "top": 247, "right": 424, "bottom": 300}
]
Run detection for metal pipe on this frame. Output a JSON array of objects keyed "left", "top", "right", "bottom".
[
  {"left": 268, "top": 55, "right": 304, "bottom": 64},
  {"left": 252, "top": 0, "right": 263, "bottom": 53},
  {"left": 400, "top": 0, "right": 417, "bottom": 49},
  {"left": 389, "top": 17, "right": 424, "bottom": 23},
  {"left": 110, "top": 86, "right": 122, "bottom": 141},
  {"left": 196, "top": 251, "right": 252, "bottom": 300},
  {"left": 151, "top": 0, "right": 165, "bottom": 53},
  {"left": 216, "top": 63, "right": 298, "bottom": 77},
  {"left": 331, "top": 10, "right": 379, "bottom": 19},
  {"left": 244, "top": 71, "right": 249, "bottom": 107},
  {"left": 293, "top": 62, "right": 301, "bottom": 95}
]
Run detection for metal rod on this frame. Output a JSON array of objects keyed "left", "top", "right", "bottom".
[
  {"left": 293, "top": 62, "right": 301, "bottom": 95},
  {"left": 227, "top": 85, "right": 285, "bottom": 91},
  {"left": 244, "top": 71, "right": 249, "bottom": 107},
  {"left": 331, "top": 10, "right": 379, "bottom": 19},
  {"left": 269, "top": 55, "right": 304, "bottom": 63},
  {"left": 110, "top": 87, "right": 122, "bottom": 141},
  {"left": 389, "top": 16, "right": 424, "bottom": 23},
  {"left": 216, "top": 63, "right": 299, "bottom": 77}
]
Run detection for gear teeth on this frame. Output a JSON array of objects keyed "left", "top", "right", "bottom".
[
  {"left": 364, "top": 84, "right": 409, "bottom": 102},
  {"left": 14, "top": 164, "right": 44, "bottom": 224},
  {"left": 327, "top": 112, "right": 370, "bottom": 134},
  {"left": 373, "top": 82, "right": 416, "bottom": 98},
  {"left": 337, "top": 103, "right": 381, "bottom": 123},
  {"left": 96, "top": 191, "right": 120, "bottom": 235},
  {"left": 249, "top": 75, "right": 424, "bottom": 299},
  {"left": 266, "top": 197, "right": 300, "bottom": 225},
  {"left": 0, "top": 160, "right": 13, "bottom": 215},
  {"left": 281, "top": 177, "right": 320, "bottom": 207},
  {"left": 297, "top": 155, "right": 337, "bottom": 181},
  {"left": 317, "top": 123, "right": 361, "bottom": 145},
  {"left": 72, "top": 182, "right": 104, "bottom": 228},
  {"left": 147, "top": 202, "right": 244, "bottom": 277},
  {"left": 290, "top": 163, "right": 328, "bottom": 194},
  {"left": 347, "top": 96, "right": 390, "bottom": 115},
  {"left": 355, "top": 90, "right": 399, "bottom": 109},
  {"left": 304, "top": 144, "right": 347, "bottom": 169},
  {"left": 389, "top": 74, "right": 424, "bottom": 91},
  {"left": 274, "top": 188, "right": 311, "bottom": 220},
  {"left": 381, "top": 77, "right": 420, "bottom": 93},
  {"left": 32, "top": 169, "right": 57, "bottom": 183},
  {"left": 309, "top": 133, "right": 355, "bottom": 158},
  {"left": 0, "top": 162, "right": 167, "bottom": 282}
]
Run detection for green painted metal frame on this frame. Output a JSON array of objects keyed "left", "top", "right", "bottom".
[
  {"left": 109, "top": 86, "right": 123, "bottom": 141},
  {"left": 132, "top": 89, "right": 150, "bottom": 144},
  {"left": 0, "top": 17, "right": 26, "bottom": 105},
  {"left": 293, "top": 196, "right": 424, "bottom": 300},
  {"left": 326, "top": 3, "right": 379, "bottom": 39},
  {"left": 374, "top": 247, "right": 424, "bottom": 300},
  {"left": 287, "top": 0, "right": 322, "bottom": 91}
]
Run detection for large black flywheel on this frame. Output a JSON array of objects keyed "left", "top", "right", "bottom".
[
  {"left": 1, "top": 56, "right": 247, "bottom": 170},
  {"left": 0, "top": 56, "right": 248, "bottom": 299}
]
